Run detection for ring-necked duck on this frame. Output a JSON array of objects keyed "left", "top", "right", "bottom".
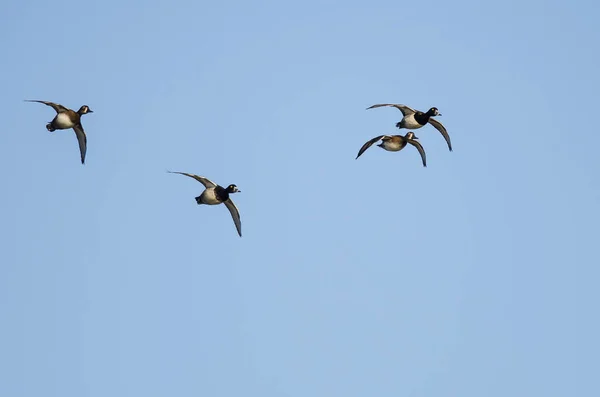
[
  {"left": 168, "top": 171, "right": 242, "bottom": 237},
  {"left": 356, "top": 131, "right": 427, "bottom": 167},
  {"left": 25, "top": 100, "right": 93, "bottom": 164}
]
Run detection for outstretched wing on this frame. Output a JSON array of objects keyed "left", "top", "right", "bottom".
[
  {"left": 407, "top": 139, "right": 427, "bottom": 167},
  {"left": 25, "top": 100, "right": 69, "bottom": 114},
  {"left": 366, "top": 104, "right": 416, "bottom": 116},
  {"left": 167, "top": 171, "right": 217, "bottom": 188},
  {"left": 356, "top": 135, "right": 384, "bottom": 159},
  {"left": 73, "top": 124, "right": 87, "bottom": 164},
  {"left": 224, "top": 199, "right": 242, "bottom": 237},
  {"left": 427, "top": 118, "right": 453, "bottom": 152}
]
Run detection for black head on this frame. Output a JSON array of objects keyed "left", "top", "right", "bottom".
[
  {"left": 226, "top": 184, "right": 240, "bottom": 193},
  {"left": 427, "top": 107, "right": 440, "bottom": 116},
  {"left": 78, "top": 105, "right": 93, "bottom": 115}
]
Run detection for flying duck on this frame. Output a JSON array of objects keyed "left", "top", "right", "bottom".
[
  {"left": 356, "top": 131, "right": 427, "bottom": 167},
  {"left": 168, "top": 171, "right": 242, "bottom": 237},
  {"left": 25, "top": 100, "right": 93, "bottom": 164}
]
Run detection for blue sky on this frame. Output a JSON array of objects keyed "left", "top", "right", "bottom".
[{"left": 1, "top": 0, "right": 598, "bottom": 396}]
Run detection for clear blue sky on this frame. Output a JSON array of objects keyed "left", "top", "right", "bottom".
[{"left": 1, "top": 0, "right": 598, "bottom": 396}]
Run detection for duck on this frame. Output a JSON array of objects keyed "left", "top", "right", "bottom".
[
  {"left": 168, "top": 171, "right": 242, "bottom": 237},
  {"left": 25, "top": 100, "right": 93, "bottom": 164},
  {"left": 366, "top": 103, "right": 452, "bottom": 151},
  {"left": 355, "top": 132, "right": 427, "bottom": 167}
]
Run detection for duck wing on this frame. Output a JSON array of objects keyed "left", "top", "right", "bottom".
[
  {"left": 356, "top": 135, "right": 385, "bottom": 159},
  {"left": 25, "top": 100, "right": 69, "bottom": 114},
  {"left": 366, "top": 103, "right": 416, "bottom": 117},
  {"left": 73, "top": 124, "right": 87, "bottom": 164},
  {"left": 224, "top": 199, "right": 242, "bottom": 237},
  {"left": 167, "top": 171, "right": 217, "bottom": 188},
  {"left": 427, "top": 118, "right": 452, "bottom": 151},
  {"left": 407, "top": 139, "right": 427, "bottom": 167}
]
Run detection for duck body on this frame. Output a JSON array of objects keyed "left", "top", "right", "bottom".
[
  {"left": 196, "top": 185, "right": 232, "bottom": 205},
  {"left": 377, "top": 135, "right": 408, "bottom": 152},
  {"left": 396, "top": 111, "right": 432, "bottom": 129},
  {"left": 51, "top": 112, "right": 79, "bottom": 130}
]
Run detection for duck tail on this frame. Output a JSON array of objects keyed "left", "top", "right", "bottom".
[
  {"left": 46, "top": 123, "right": 55, "bottom": 132},
  {"left": 195, "top": 196, "right": 203, "bottom": 205},
  {"left": 395, "top": 121, "right": 403, "bottom": 129}
]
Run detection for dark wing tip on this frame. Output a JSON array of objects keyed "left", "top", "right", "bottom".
[{"left": 365, "top": 104, "right": 388, "bottom": 110}]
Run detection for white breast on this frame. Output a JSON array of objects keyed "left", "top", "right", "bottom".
[
  {"left": 54, "top": 113, "right": 76, "bottom": 129},
  {"left": 200, "top": 188, "right": 221, "bottom": 205},
  {"left": 401, "top": 114, "right": 423, "bottom": 129}
]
